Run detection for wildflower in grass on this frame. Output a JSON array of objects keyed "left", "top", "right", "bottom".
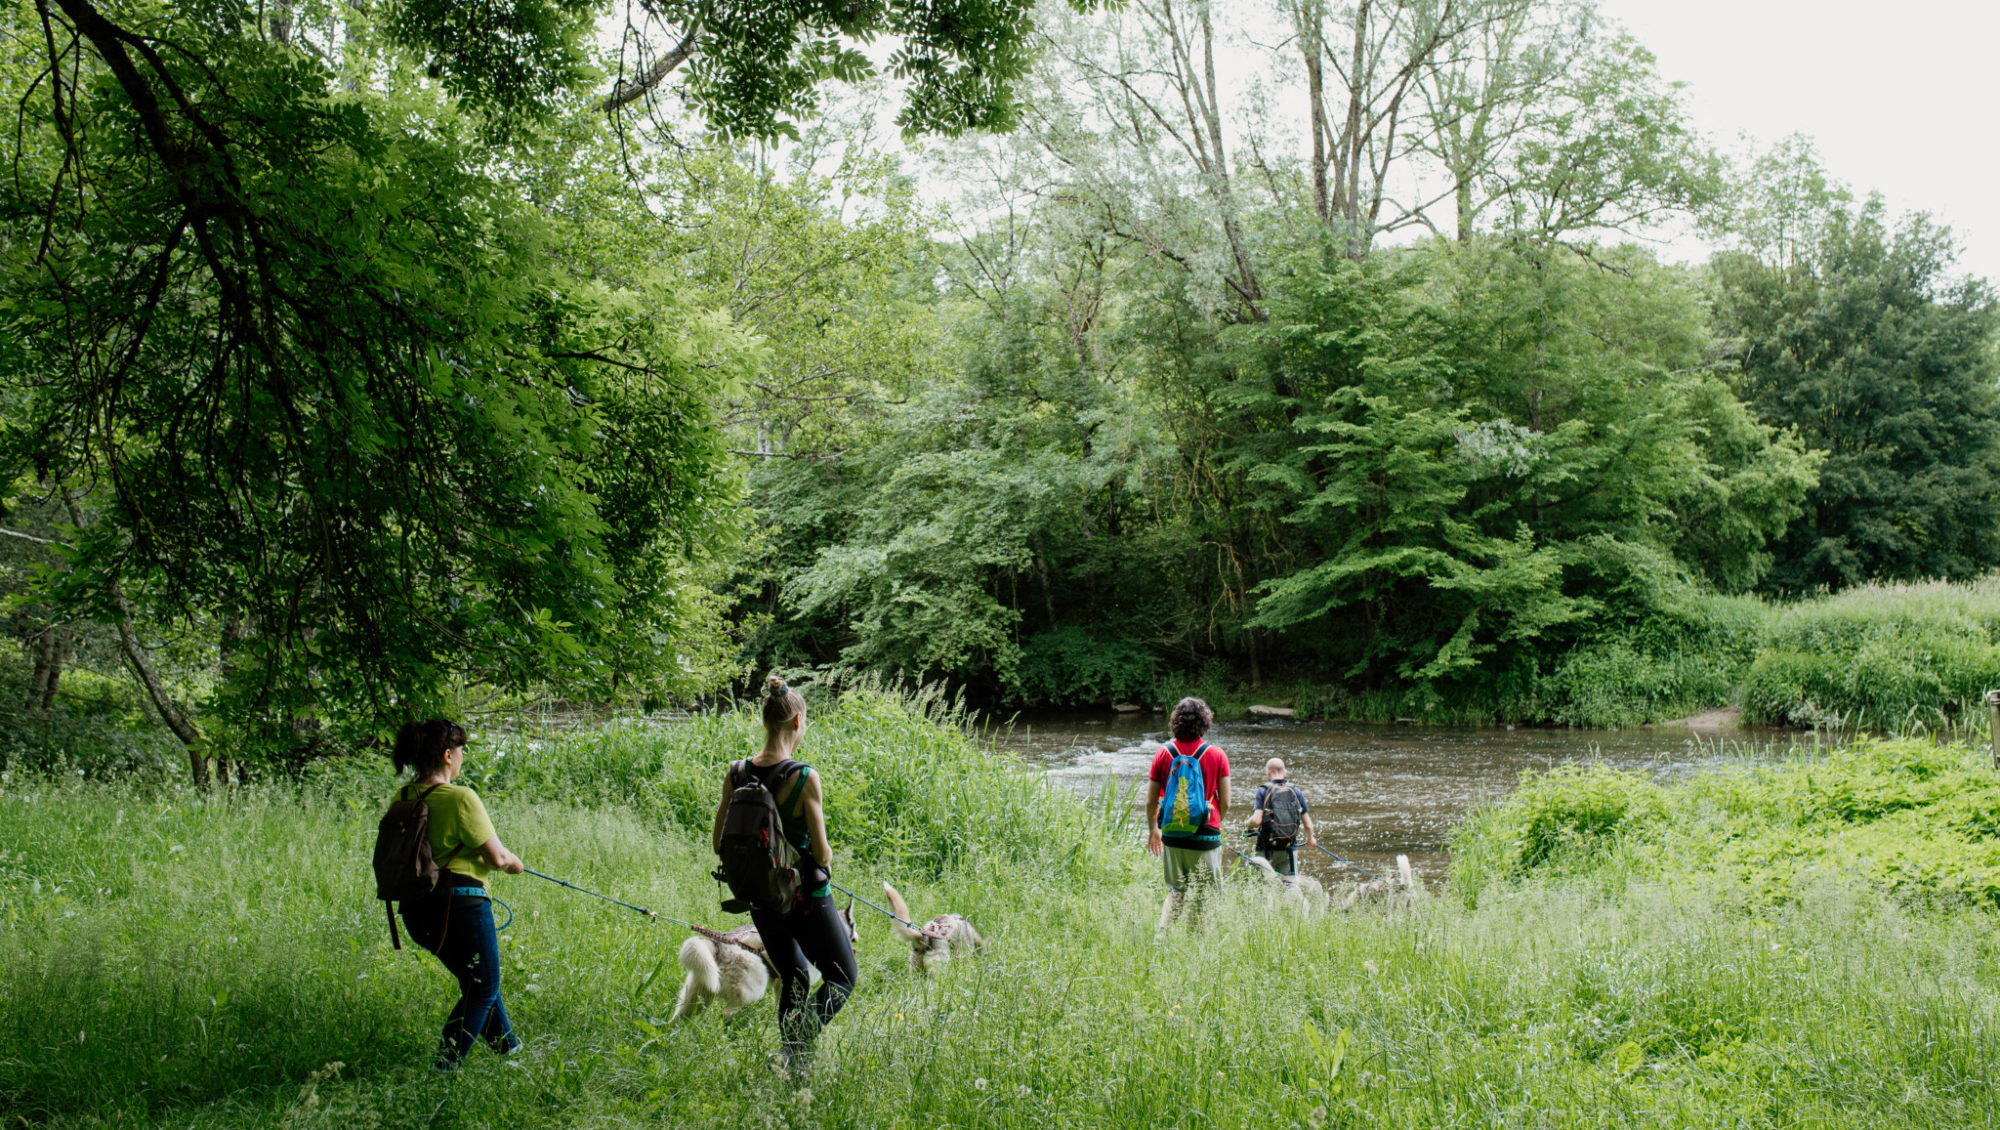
[{"left": 973, "top": 1078, "right": 987, "bottom": 1091}]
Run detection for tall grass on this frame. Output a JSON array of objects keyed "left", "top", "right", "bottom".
[
  {"left": 7, "top": 700, "right": 2000, "bottom": 1127},
  {"left": 1742, "top": 579, "right": 2000, "bottom": 730}
]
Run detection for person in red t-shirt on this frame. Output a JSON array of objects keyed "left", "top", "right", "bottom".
[{"left": 1146, "top": 696, "right": 1230, "bottom": 931}]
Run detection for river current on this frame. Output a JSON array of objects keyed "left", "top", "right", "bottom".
[{"left": 987, "top": 711, "right": 1793, "bottom": 884}]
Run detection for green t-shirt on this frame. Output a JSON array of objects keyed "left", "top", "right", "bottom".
[{"left": 394, "top": 782, "right": 497, "bottom": 881}]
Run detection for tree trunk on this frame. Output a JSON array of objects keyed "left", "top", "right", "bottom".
[
  {"left": 110, "top": 572, "right": 208, "bottom": 786},
  {"left": 26, "top": 628, "right": 64, "bottom": 710},
  {"left": 41, "top": 631, "right": 67, "bottom": 710},
  {"left": 1303, "top": 6, "right": 1330, "bottom": 226},
  {"left": 62, "top": 490, "right": 209, "bottom": 785}
]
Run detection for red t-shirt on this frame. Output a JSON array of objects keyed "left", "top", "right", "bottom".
[{"left": 1149, "top": 738, "right": 1230, "bottom": 847}]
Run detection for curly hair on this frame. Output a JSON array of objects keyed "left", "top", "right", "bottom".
[
  {"left": 391, "top": 718, "right": 467, "bottom": 776},
  {"left": 761, "top": 672, "right": 806, "bottom": 729},
  {"left": 1169, "top": 696, "right": 1213, "bottom": 741}
]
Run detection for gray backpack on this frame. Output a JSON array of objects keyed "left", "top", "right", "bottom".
[{"left": 1261, "top": 784, "right": 1306, "bottom": 850}]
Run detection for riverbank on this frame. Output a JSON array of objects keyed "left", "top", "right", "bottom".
[
  {"left": 4, "top": 696, "right": 1996, "bottom": 1127},
  {"left": 1191, "top": 578, "right": 2000, "bottom": 733}
]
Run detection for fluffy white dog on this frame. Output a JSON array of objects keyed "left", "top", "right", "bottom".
[
  {"left": 1240, "top": 854, "right": 1328, "bottom": 916},
  {"left": 669, "top": 907, "right": 857, "bottom": 1022}
]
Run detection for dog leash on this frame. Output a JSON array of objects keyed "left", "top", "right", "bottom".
[
  {"left": 1309, "top": 842, "right": 1382, "bottom": 882},
  {"left": 1235, "top": 841, "right": 1384, "bottom": 884},
  {"left": 522, "top": 868, "right": 705, "bottom": 930},
  {"left": 827, "top": 880, "right": 920, "bottom": 930}
]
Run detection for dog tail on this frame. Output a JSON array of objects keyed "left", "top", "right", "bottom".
[
  {"left": 677, "top": 934, "right": 720, "bottom": 995},
  {"left": 882, "top": 883, "right": 923, "bottom": 942}
]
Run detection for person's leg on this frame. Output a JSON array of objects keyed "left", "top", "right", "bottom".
[
  {"left": 433, "top": 897, "right": 506, "bottom": 1063},
  {"left": 461, "top": 899, "right": 517, "bottom": 1053},
  {"left": 1273, "top": 848, "right": 1296, "bottom": 877},
  {"left": 1185, "top": 846, "right": 1224, "bottom": 925},
  {"left": 749, "top": 906, "right": 814, "bottom": 1047},
  {"left": 400, "top": 895, "right": 470, "bottom": 1065},
  {"left": 791, "top": 895, "right": 858, "bottom": 1032},
  {"left": 1160, "top": 847, "right": 1192, "bottom": 932}
]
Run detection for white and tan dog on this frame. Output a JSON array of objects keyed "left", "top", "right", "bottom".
[
  {"left": 882, "top": 884, "right": 983, "bottom": 971},
  {"left": 1334, "top": 854, "right": 1423, "bottom": 911},
  {"left": 1241, "top": 854, "right": 1329, "bottom": 916},
  {"left": 669, "top": 905, "right": 858, "bottom": 1022}
]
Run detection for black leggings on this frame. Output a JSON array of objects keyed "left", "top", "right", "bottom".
[{"left": 750, "top": 892, "right": 858, "bottom": 1045}]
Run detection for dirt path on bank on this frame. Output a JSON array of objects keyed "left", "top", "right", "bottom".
[{"left": 1667, "top": 705, "right": 1741, "bottom": 730}]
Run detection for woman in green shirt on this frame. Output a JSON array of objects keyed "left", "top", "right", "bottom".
[{"left": 390, "top": 718, "right": 525, "bottom": 1068}]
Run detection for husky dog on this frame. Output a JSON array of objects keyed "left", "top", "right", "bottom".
[
  {"left": 882, "top": 884, "right": 983, "bottom": 972},
  {"left": 1335, "top": 854, "right": 1423, "bottom": 911},
  {"left": 1241, "top": 854, "right": 1328, "bottom": 916},
  {"left": 669, "top": 905, "right": 858, "bottom": 1022}
]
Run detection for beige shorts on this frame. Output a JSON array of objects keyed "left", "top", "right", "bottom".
[{"left": 1162, "top": 844, "right": 1224, "bottom": 894}]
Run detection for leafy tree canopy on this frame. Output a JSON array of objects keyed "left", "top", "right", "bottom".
[{"left": 1714, "top": 140, "right": 2000, "bottom": 594}]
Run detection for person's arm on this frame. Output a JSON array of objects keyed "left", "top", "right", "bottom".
[
  {"left": 711, "top": 771, "right": 732, "bottom": 854},
  {"left": 799, "top": 772, "right": 832, "bottom": 872},
  {"left": 1303, "top": 810, "right": 1318, "bottom": 847},
  {"left": 477, "top": 836, "right": 524, "bottom": 874},
  {"left": 1215, "top": 775, "right": 1230, "bottom": 831},
  {"left": 1145, "top": 781, "right": 1164, "bottom": 856},
  {"left": 456, "top": 791, "right": 520, "bottom": 874}
]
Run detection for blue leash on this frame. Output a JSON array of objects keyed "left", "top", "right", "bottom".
[
  {"left": 1310, "top": 841, "right": 1382, "bottom": 882},
  {"left": 521, "top": 867, "right": 702, "bottom": 930},
  {"left": 827, "top": 880, "right": 919, "bottom": 929}
]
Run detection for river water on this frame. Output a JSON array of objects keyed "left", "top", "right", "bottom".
[{"left": 987, "top": 711, "right": 1799, "bottom": 885}]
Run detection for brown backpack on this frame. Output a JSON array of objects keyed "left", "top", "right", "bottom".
[{"left": 373, "top": 783, "right": 455, "bottom": 949}]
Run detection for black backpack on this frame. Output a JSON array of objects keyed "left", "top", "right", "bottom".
[
  {"left": 373, "top": 783, "right": 456, "bottom": 949},
  {"left": 712, "top": 759, "right": 808, "bottom": 914},
  {"left": 1261, "top": 783, "right": 1306, "bottom": 851}
]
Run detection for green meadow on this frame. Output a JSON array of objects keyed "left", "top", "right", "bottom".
[{"left": 5, "top": 694, "right": 2000, "bottom": 1128}]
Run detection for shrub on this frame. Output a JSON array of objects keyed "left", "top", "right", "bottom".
[
  {"left": 449, "top": 687, "right": 1120, "bottom": 882},
  {"left": 1455, "top": 737, "right": 2000, "bottom": 911},
  {"left": 1010, "top": 626, "right": 1158, "bottom": 706},
  {"left": 1742, "top": 579, "right": 2000, "bottom": 728}
]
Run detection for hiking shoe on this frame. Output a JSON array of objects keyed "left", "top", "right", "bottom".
[
  {"left": 770, "top": 1042, "right": 812, "bottom": 1084},
  {"left": 485, "top": 1032, "right": 522, "bottom": 1056}
]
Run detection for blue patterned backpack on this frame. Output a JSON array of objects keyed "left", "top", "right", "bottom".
[{"left": 1157, "top": 741, "right": 1213, "bottom": 838}]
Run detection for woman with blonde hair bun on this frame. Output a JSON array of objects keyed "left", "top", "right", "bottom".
[{"left": 709, "top": 673, "right": 856, "bottom": 1075}]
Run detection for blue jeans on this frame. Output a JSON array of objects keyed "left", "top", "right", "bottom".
[{"left": 402, "top": 885, "right": 515, "bottom": 1063}]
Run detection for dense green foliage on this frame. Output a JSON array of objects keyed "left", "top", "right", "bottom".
[
  {"left": 747, "top": 225, "right": 1823, "bottom": 719},
  {"left": 1740, "top": 580, "right": 2000, "bottom": 729},
  {"left": 1453, "top": 736, "right": 2000, "bottom": 910},
  {"left": 8, "top": 707, "right": 2000, "bottom": 1127},
  {"left": 1714, "top": 144, "right": 2000, "bottom": 594},
  {"left": 0, "top": 0, "right": 1083, "bottom": 771},
  {"left": 6, "top": 0, "right": 2000, "bottom": 756}
]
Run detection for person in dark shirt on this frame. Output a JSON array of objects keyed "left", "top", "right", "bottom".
[{"left": 1244, "top": 758, "right": 1318, "bottom": 876}]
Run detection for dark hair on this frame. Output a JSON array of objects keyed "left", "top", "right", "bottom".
[
  {"left": 1170, "top": 697, "right": 1213, "bottom": 741},
  {"left": 761, "top": 673, "right": 805, "bottom": 729},
  {"left": 392, "top": 718, "right": 467, "bottom": 776}
]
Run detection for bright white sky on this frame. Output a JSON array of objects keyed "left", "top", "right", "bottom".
[{"left": 1598, "top": 0, "right": 2000, "bottom": 283}]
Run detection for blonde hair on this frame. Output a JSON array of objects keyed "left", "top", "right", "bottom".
[{"left": 761, "top": 673, "right": 805, "bottom": 729}]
